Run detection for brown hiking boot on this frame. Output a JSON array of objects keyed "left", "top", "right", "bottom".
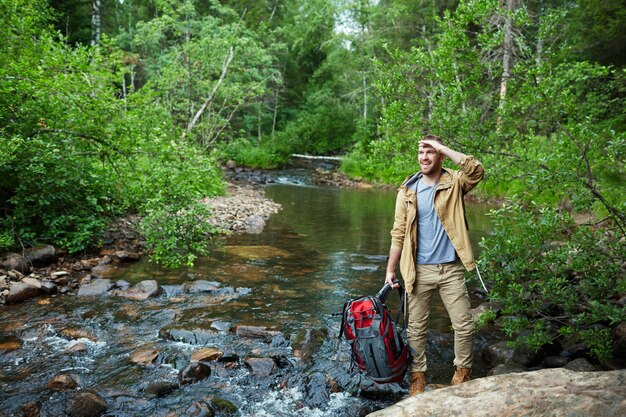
[
  {"left": 409, "top": 372, "right": 426, "bottom": 395},
  {"left": 451, "top": 367, "right": 471, "bottom": 385}
]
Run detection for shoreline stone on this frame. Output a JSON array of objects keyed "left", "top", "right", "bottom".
[{"left": 367, "top": 368, "right": 626, "bottom": 417}]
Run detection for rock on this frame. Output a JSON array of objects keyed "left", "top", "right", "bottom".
[
  {"left": 184, "top": 280, "right": 221, "bottom": 294},
  {"left": 511, "top": 344, "right": 544, "bottom": 367},
  {"left": 144, "top": 381, "right": 179, "bottom": 397},
  {"left": 116, "top": 280, "right": 161, "bottom": 300},
  {"left": 90, "top": 263, "right": 117, "bottom": 279},
  {"left": 191, "top": 347, "right": 224, "bottom": 363},
  {"left": 304, "top": 371, "right": 330, "bottom": 408},
  {"left": 40, "top": 281, "right": 57, "bottom": 294},
  {"left": 21, "top": 400, "right": 41, "bottom": 417},
  {"left": 482, "top": 341, "right": 515, "bottom": 368},
  {"left": 22, "top": 277, "right": 42, "bottom": 288},
  {"left": 243, "top": 357, "right": 276, "bottom": 376},
  {"left": 114, "top": 279, "right": 131, "bottom": 290},
  {"left": 130, "top": 349, "right": 160, "bottom": 366},
  {"left": 112, "top": 250, "right": 140, "bottom": 262},
  {"left": 5, "top": 281, "right": 40, "bottom": 304},
  {"left": 564, "top": 357, "right": 598, "bottom": 372},
  {"left": 210, "top": 398, "right": 237, "bottom": 415},
  {"left": 26, "top": 245, "right": 58, "bottom": 267},
  {"left": 235, "top": 325, "right": 281, "bottom": 340},
  {"left": 66, "top": 389, "right": 107, "bottom": 417},
  {"left": 65, "top": 342, "right": 89, "bottom": 355},
  {"left": 77, "top": 279, "right": 113, "bottom": 297},
  {"left": 184, "top": 401, "right": 215, "bottom": 417},
  {"left": 47, "top": 373, "right": 79, "bottom": 390},
  {"left": 179, "top": 361, "right": 212, "bottom": 385},
  {"left": 367, "top": 368, "right": 626, "bottom": 417},
  {"left": 292, "top": 328, "right": 328, "bottom": 362},
  {"left": 0, "top": 337, "right": 22, "bottom": 352},
  {"left": 488, "top": 362, "right": 527, "bottom": 376},
  {"left": 542, "top": 355, "right": 570, "bottom": 368},
  {"left": 244, "top": 215, "right": 266, "bottom": 234},
  {"left": 159, "top": 328, "right": 216, "bottom": 345},
  {"left": 0, "top": 253, "right": 31, "bottom": 274},
  {"left": 59, "top": 328, "right": 98, "bottom": 342}
]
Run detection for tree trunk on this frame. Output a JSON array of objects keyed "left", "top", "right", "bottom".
[
  {"left": 91, "top": 0, "right": 101, "bottom": 46},
  {"left": 497, "top": 0, "right": 515, "bottom": 130}
]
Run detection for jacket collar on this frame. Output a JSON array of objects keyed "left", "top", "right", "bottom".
[{"left": 401, "top": 168, "right": 452, "bottom": 191}]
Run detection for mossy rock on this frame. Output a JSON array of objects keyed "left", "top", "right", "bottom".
[{"left": 210, "top": 398, "right": 237, "bottom": 414}]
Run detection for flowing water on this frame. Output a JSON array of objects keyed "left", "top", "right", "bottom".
[{"left": 0, "top": 167, "right": 494, "bottom": 416}]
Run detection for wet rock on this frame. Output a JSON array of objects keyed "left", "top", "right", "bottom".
[
  {"left": 77, "top": 278, "right": 113, "bottom": 297},
  {"left": 130, "top": 349, "right": 160, "bottom": 366},
  {"left": 60, "top": 328, "right": 98, "bottom": 342},
  {"left": 179, "top": 361, "right": 212, "bottom": 385},
  {"left": 0, "top": 336, "right": 22, "bottom": 352},
  {"left": 184, "top": 280, "right": 221, "bottom": 294},
  {"left": 159, "top": 328, "right": 216, "bottom": 345},
  {"left": 116, "top": 280, "right": 161, "bottom": 300},
  {"left": 26, "top": 245, "right": 58, "bottom": 267},
  {"left": 184, "top": 401, "right": 215, "bottom": 417},
  {"left": 5, "top": 281, "right": 40, "bottom": 304},
  {"left": 564, "top": 357, "right": 598, "bottom": 372},
  {"left": 0, "top": 253, "right": 31, "bottom": 274},
  {"left": 292, "top": 328, "right": 328, "bottom": 362},
  {"left": 66, "top": 389, "right": 107, "bottom": 417},
  {"left": 114, "top": 279, "right": 131, "bottom": 290},
  {"left": 65, "top": 342, "right": 89, "bottom": 355},
  {"left": 482, "top": 341, "right": 515, "bottom": 368},
  {"left": 210, "top": 398, "right": 237, "bottom": 415},
  {"left": 304, "top": 371, "right": 330, "bottom": 409},
  {"left": 210, "top": 321, "right": 232, "bottom": 332},
  {"left": 243, "top": 357, "right": 276, "bottom": 376},
  {"left": 113, "top": 250, "right": 140, "bottom": 262},
  {"left": 191, "top": 347, "right": 224, "bottom": 363},
  {"left": 244, "top": 215, "right": 265, "bottom": 234},
  {"left": 542, "top": 355, "right": 570, "bottom": 368},
  {"left": 235, "top": 325, "right": 281, "bottom": 340},
  {"left": 145, "top": 381, "right": 179, "bottom": 398},
  {"left": 47, "top": 373, "right": 79, "bottom": 390},
  {"left": 367, "top": 368, "right": 626, "bottom": 417},
  {"left": 40, "top": 281, "right": 57, "bottom": 294},
  {"left": 21, "top": 400, "right": 42, "bottom": 417},
  {"left": 270, "top": 333, "right": 290, "bottom": 347},
  {"left": 90, "top": 263, "right": 117, "bottom": 279}
]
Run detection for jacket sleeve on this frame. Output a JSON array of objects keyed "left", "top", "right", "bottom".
[
  {"left": 390, "top": 189, "right": 407, "bottom": 251},
  {"left": 458, "top": 156, "right": 485, "bottom": 194}
]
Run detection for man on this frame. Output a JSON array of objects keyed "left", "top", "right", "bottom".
[{"left": 384, "top": 134, "right": 484, "bottom": 395}]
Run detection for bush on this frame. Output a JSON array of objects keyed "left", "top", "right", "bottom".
[{"left": 479, "top": 201, "right": 626, "bottom": 363}]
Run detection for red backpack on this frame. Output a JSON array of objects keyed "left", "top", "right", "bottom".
[{"left": 339, "top": 283, "right": 411, "bottom": 384}]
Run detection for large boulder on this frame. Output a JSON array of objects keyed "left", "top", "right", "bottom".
[
  {"left": 0, "top": 253, "right": 30, "bottom": 274},
  {"left": 367, "top": 368, "right": 626, "bottom": 417},
  {"left": 77, "top": 279, "right": 113, "bottom": 297},
  {"left": 25, "top": 245, "right": 58, "bottom": 267},
  {"left": 116, "top": 280, "right": 161, "bottom": 300},
  {"left": 5, "top": 281, "right": 40, "bottom": 304}
]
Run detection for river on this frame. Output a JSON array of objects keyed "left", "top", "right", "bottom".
[{"left": 0, "top": 167, "right": 494, "bottom": 416}]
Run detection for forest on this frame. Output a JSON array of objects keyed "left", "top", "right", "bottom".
[{"left": 1, "top": 0, "right": 624, "bottom": 363}]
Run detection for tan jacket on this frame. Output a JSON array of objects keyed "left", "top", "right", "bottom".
[{"left": 390, "top": 156, "right": 484, "bottom": 293}]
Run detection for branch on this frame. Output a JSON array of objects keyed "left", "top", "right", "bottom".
[{"left": 183, "top": 46, "right": 234, "bottom": 139}]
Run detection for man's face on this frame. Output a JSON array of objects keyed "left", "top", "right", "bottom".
[{"left": 418, "top": 143, "right": 444, "bottom": 175}]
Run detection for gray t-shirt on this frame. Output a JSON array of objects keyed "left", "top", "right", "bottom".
[{"left": 415, "top": 178, "right": 458, "bottom": 264}]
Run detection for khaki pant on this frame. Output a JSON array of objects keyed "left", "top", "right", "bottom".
[{"left": 407, "top": 262, "right": 474, "bottom": 372}]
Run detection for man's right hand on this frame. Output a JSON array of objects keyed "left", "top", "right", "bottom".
[{"left": 385, "top": 271, "right": 400, "bottom": 289}]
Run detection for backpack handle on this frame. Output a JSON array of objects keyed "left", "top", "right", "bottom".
[{"left": 375, "top": 280, "right": 401, "bottom": 303}]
